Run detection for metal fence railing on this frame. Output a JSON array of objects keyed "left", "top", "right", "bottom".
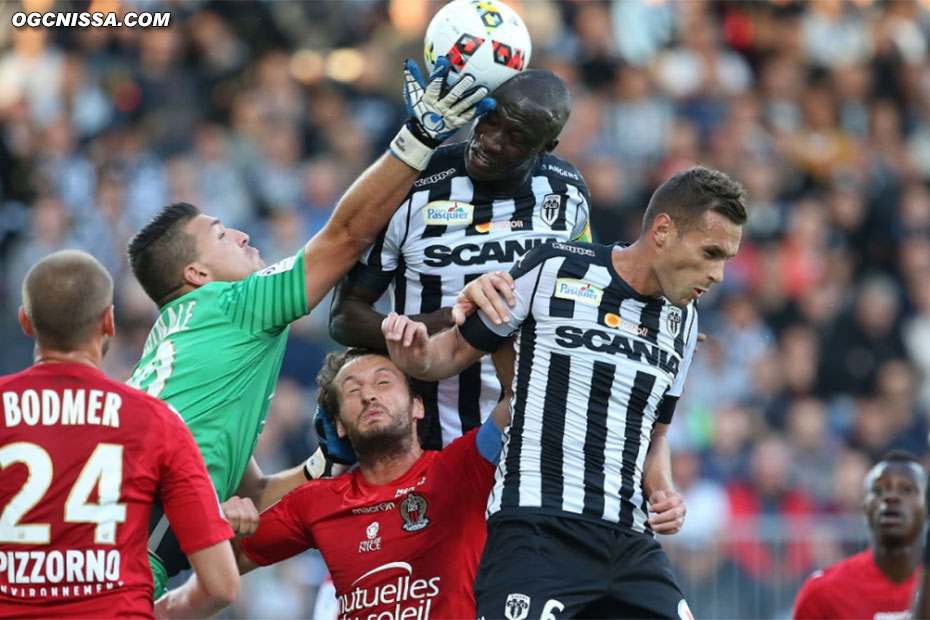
[{"left": 665, "top": 515, "right": 871, "bottom": 619}]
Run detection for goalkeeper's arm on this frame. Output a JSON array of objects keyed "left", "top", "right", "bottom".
[{"left": 299, "top": 56, "right": 494, "bottom": 316}]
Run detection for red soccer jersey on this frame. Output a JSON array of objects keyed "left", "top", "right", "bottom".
[
  {"left": 0, "top": 363, "right": 233, "bottom": 618},
  {"left": 793, "top": 549, "right": 918, "bottom": 619},
  {"left": 242, "top": 428, "right": 495, "bottom": 620}
]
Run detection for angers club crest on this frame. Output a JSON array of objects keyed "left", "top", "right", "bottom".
[
  {"left": 399, "top": 493, "right": 431, "bottom": 532},
  {"left": 667, "top": 307, "right": 682, "bottom": 337},
  {"left": 504, "top": 593, "right": 530, "bottom": 620},
  {"left": 540, "top": 193, "right": 565, "bottom": 229}
]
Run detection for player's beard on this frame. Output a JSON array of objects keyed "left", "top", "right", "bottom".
[{"left": 346, "top": 401, "right": 417, "bottom": 462}]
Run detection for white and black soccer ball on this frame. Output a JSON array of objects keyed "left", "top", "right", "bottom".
[{"left": 424, "top": 0, "right": 532, "bottom": 93}]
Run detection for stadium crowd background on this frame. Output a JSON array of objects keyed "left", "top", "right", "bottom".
[{"left": 0, "top": 0, "right": 928, "bottom": 617}]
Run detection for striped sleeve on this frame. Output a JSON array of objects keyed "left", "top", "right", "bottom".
[
  {"left": 460, "top": 259, "right": 544, "bottom": 352},
  {"left": 667, "top": 308, "right": 698, "bottom": 399},
  {"left": 569, "top": 182, "right": 593, "bottom": 242},
  {"left": 221, "top": 249, "right": 309, "bottom": 334},
  {"left": 348, "top": 204, "right": 407, "bottom": 293}
]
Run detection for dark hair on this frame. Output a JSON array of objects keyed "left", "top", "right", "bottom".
[
  {"left": 23, "top": 250, "right": 113, "bottom": 350},
  {"left": 127, "top": 202, "right": 201, "bottom": 306},
  {"left": 642, "top": 166, "right": 748, "bottom": 235},
  {"left": 315, "top": 348, "right": 417, "bottom": 420},
  {"left": 880, "top": 450, "right": 924, "bottom": 468}
]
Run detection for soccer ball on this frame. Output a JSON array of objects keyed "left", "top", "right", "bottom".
[{"left": 424, "top": 0, "right": 532, "bottom": 93}]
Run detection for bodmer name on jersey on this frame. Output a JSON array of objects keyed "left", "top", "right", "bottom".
[{"left": 3, "top": 388, "right": 122, "bottom": 428}]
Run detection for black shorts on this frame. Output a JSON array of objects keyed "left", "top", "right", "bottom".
[{"left": 474, "top": 513, "right": 691, "bottom": 620}]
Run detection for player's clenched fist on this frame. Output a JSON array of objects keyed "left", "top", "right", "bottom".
[
  {"left": 221, "top": 496, "right": 260, "bottom": 538},
  {"left": 646, "top": 489, "right": 687, "bottom": 535}
]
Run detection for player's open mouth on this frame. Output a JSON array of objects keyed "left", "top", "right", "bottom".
[
  {"left": 692, "top": 288, "right": 706, "bottom": 300},
  {"left": 878, "top": 510, "right": 904, "bottom": 525}
]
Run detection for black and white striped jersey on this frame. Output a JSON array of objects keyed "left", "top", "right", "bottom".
[
  {"left": 348, "top": 142, "right": 591, "bottom": 449},
  {"left": 460, "top": 241, "right": 698, "bottom": 535}
]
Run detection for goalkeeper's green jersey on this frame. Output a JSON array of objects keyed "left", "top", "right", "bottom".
[{"left": 128, "top": 250, "right": 308, "bottom": 501}]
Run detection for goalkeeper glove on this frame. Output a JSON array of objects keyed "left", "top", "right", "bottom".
[{"left": 390, "top": 56, "right": 496, "bottom": 171}]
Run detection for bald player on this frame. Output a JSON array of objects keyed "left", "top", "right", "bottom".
[{"left": 0, "top": 250, "right": 237, "bottom": 618}]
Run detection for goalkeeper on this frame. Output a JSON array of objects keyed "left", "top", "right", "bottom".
[{"left": 126, "top": 57, "right": 493, "bottom": 598}]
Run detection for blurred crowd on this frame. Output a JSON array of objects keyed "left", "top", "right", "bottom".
[{"left": 1, "top": 0, "right": 929, "bottom": 617}]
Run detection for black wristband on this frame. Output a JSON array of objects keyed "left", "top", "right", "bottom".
[{"left": 406, "top": 119, "right": 442, "bottom": 149}]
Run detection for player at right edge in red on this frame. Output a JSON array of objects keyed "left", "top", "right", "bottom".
[{"left": 794, "top": 451, "right": 926, "bottom": 619}]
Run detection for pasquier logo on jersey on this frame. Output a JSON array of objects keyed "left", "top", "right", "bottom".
[
  {"left": 422, "top": 201, "right": 474, "bottom": 226},
  {"left": 399, "top": 493, "right": 430, "bottom": 532},
  {"left": 339, "top": 561, "right": 440, "bottom": 620},
  {"left": 554, "top": 279, "right": 603, "bottom": 306}
]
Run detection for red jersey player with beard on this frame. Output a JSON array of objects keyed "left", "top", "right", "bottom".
[
  {"left": 0, "top": 251, "right": 237, "bottom": 618},
  {"left": 793, "top": 451, "right": 926, "bottom": 620},
  {"left": 156, "top": 347, "right": 509, "bottom": 620}
]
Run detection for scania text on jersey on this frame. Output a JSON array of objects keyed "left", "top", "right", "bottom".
[
  {"left": 339, "top": 561, "right": 440, "bottom": 620},
  {"left": 423, "top": 238, "right": 555, "bottom": 268},
  {"left": 0, "top": 549, "right": 121, "bottom": 595},
  {"left": 554, "top": 325, "right": 681, "bottom": 375}
]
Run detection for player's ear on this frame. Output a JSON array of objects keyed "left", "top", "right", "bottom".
[
  {"left": 183, "top": 262, "right": 211, "bottom": 287},
  {"left": 540, "top": 137, "right": 559, "bottom": 156},
  {"left": 18, "top": 307, "right": 34, "bottom": 338},
  {"left": 652, "top": 213, "right": 673, "bottom": 247},
  {"left": 102, "top": 305, "right": 115, "bottom": 338},
  {"left": 335, "top": 415, "right": 347, "bottom": 439},
  {"left": 412, "top": 396, "right": 425, "bottom": 422}
]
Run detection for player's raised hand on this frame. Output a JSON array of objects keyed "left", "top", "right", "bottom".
[
  {"left": 382, "top": 312, "right": 431, "bottom": 375},
  {"left": 452, "top": 270, "right": 516, "bottom": 326},
  {"left": 647, "top": 489, "right": 687, "bottom": 535},
  {"left": 221, "top": 496, "right": 260, "bottom": 539},
  {"left": 391, "top": 56, "right": 494, "bottom": 170}
]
